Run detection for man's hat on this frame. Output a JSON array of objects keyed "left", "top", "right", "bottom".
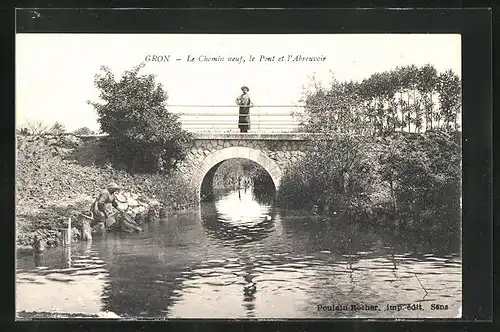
[
  {"left": 108, "top": 182, "right": 120, "bottom": 190},
  {"left": 241, "top": 86, "right": 249, "bottom": 92}
]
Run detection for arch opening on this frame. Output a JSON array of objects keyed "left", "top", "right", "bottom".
[
  {"left": 191, "top": 147, "right": 282, "bottom": 201},
  {"left": 200, "top": 158, "right": 276, "bottom": 202}
]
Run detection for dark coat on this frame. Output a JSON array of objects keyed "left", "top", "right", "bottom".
[{"left": 236, "top": 93, "right": 251, "bottom": 130}]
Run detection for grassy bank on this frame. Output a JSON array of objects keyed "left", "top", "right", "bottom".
[{"left": 16, "top": 134, "right": 197, "bottom": 248}]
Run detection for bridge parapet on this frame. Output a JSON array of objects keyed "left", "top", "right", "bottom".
[{"left": 191, "top": 132, "right": 317, "bottom": 140}]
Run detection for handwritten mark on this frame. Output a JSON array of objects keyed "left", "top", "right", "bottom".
[
  {"left": 414, "top": 273, "right": 429, "bottom": 298},
  {"left": 31, "top": 10, "right": 42, "bottom": 19}
]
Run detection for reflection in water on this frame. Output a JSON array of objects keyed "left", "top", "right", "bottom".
[
  {"left": 16, "top": 188, "right": 462, "bottom": 319},
  {"left": 242, "top": 264, "right": 257, "bottom": 317},
  {"left": 100, "top": 254, "right": 184, "bottom": 317},
  {"left": 61, "top": 245, "right": 72, "bottom": 268},
  {"left": 33, "top": 252, "right": 43, "bottom": 267},
  {"left": 16, "top": 240, "right": 109, "bottom": 315},
  {"left": 202, "top": 190, "right": 275, "bottom": 246}
]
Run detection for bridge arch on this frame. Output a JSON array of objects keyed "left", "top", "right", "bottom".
[{"left": 191, "top": 146, "right": 282, "bottom": 198}]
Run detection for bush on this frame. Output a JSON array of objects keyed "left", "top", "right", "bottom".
[
  {"left": 154, "top": 172, "right": 198, "bottom": 210},
  {"left": 278, "top": 129, "right": 461, "bottom": 233},
  {"left": 49, "top": 122, "right": 66, "bottom": 135},
  {"left": 278, "top": 133, "right": 378, "bottom": 214},
  {"left": 88, "top": 63, "right": 193, "bottom": 174},
  {"left": 73, "top": 127, "right": 95, "bottom": 135},
  {"left": 379, "top": 130, "right": 461, "bottom": 229}
]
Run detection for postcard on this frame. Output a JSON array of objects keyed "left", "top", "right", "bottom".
[{"left": 15, "top": 28, "right": 463, "bottom": 319}]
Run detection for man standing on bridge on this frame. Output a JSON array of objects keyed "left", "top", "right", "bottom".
[{"left": 236, "top": 86, "right": 252, "bottom": 133}]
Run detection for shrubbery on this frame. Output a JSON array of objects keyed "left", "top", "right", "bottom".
[
  {"left": 379, "top": 130, "right": 461, "bottom": 230},
  {"left": 278, "top": 131, "right": 461, "bottom": 231},
  {"left": 278, "top": 134, "right": 379, "bottom": 214},
  {"left": 17, "top": 64, "right": 199, "bottom": 248},
  {"left": 279, "top": 65, "right": 462, "bottom": 231},
  {"left": 73, "top": 127, "right": 95, "bottom": 135},
  {"left": 88, "top": 63, "right": 193, "bottom": 174}
]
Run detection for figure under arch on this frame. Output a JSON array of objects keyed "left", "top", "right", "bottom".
[{"left": 191, "top": 146, "right": 282, "bottom": 200}]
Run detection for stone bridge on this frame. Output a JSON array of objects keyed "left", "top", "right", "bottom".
[{"left": 176, "top": 133, "right": 315, "bottom": 197}]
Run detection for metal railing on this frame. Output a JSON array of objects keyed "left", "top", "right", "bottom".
[{"left": 170, "top": 105, "right": 304, "bottom": 132}]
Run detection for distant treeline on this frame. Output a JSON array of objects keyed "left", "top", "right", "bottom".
[
  {"left": 17, "top": 121, "right": 97, "bottom": 136},
  {"left": 298, "top": 64, "right": 461, "bottom": 135}
]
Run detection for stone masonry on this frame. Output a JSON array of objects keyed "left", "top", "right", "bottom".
[{"left": 176, "top": 133, "right": 314, "bottom": 195}]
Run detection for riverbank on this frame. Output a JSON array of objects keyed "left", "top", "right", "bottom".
[
  {"left": 276, "top": 131, "right": 462, "bottom": 233},
  {"left": 16, "top": 134, "right": 197, "bottom": 249}
]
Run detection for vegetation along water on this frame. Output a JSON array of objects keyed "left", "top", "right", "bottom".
[{"left": 16, "top": 63, "right": 461, "bottom": 318}]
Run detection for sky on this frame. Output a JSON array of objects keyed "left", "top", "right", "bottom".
[{"left": 16, "top": 34, "right": 461, "bottom": 132}]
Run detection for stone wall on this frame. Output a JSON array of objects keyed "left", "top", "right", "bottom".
[
  {"left": 177, "top": 133, "right": 312, "bottom": 192},
  {"left": 67, "top": 133, "right": 315, "bottom": 196}
]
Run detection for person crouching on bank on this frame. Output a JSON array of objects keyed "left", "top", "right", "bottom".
[{"left": 90, "top": 182, "right": 124, "bottom": 229}]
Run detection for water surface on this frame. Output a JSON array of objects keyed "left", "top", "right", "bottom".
[{"left": 16, "top": 189, "right": 461, "bottom": 319}]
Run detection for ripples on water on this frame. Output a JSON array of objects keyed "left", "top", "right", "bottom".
[{"left": 16, "top": 189, "right": 462, "bottom": 319}]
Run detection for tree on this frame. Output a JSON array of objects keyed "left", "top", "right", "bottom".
[
  {"left": 379, "top": 131, "right": 461, "bottom": 228},
  {"left": 299, "top": 65, "right": 460, "bottom": 136},
  {"left": 417, "top": 64, "right": 439, "bottom": 130},
  {"left": 436, "top": 70, "right": 462, "bottom": 130},
  {"left": 73, "top": 127, "right": 95, "bottom": 135},
  {"left": 25, "top": 121, "right": 49, "bottom": 135},
  {"left": 283, "top": 65, "right": 462, "bottom": 226},
  {"left": 49, "top": 122, "right": 66, "bottom": 135},
  {"left": 16, "top": 127, "right": 30, "bottom": 135},
  {"left": 298, "top": 79, "right": 366, "bottom": 135},
  {"left": 88, "top": 63, "right": 193, "bottom": 173}
]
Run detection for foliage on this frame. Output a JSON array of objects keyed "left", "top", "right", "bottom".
[
  {"left": 212, "top": 158, "right": 270, "bottom": 189},
  {"left": 281, "top": 65, "right": 462, "bottom": 232},
  {"left": 278, "top": 134, "right": 378, "bottom": 213},
  {"left": 297, "top": 64, "right": 461, "bottom": 135},
  {"left": 21, "top": 121, "right": 50, "bottom": 135},
  {"left": 153, "top": 172, "right": 198, "bottom": 210},
  {"left": 436, "top": 70, "right": 462, "bottom": 130},
  {"left": 49, "top": 122, "right": 66, "bottom": 135},
  {"left": 16, "top": 134, "right": 198, "bottom": 247},
  {"left": 16, "top": 127, "right": 30, "bottom": 136},
  {"left": 17, "top": 121, "right": 69, "bottom": 136},
  {"left": 379, "top": 130, "right": 461, "bottom": 229},
  {"left": 88, "top": 63, "right": 193, "bottom": 173},
  {"left": 73, "top": 127, "right": 95, "bottom": 135},
  {"left": 299, "top": 78, "right": 366, "bottom": 134}
]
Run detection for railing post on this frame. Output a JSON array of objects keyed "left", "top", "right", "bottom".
[
  {"left": 257, "top": 107, "right": 260, "bottom": 132},
  {"left": 60, "top": 217, "right": 72, "bottom": 246}
]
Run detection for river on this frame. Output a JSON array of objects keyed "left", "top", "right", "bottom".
[{"left": 16, "top": 189, "right": 461, "bottom": 319}]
